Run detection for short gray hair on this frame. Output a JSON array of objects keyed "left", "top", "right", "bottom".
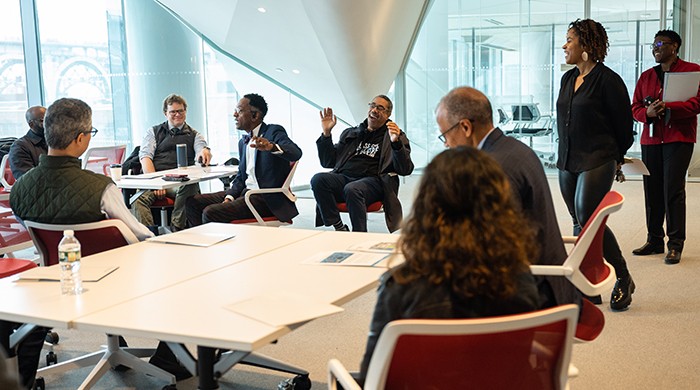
[
  {"left": 45, "top": 98, "right": 92, "bottom": 149},
  {"left": 437, "top": 87, "right": 493, "bottom": 126}
]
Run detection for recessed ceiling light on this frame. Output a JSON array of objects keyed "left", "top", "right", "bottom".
[
  {"left": 275, "top": 67, "right": 283, "bottom": 72},
  {"left": 292, "top": 69, "right": 300, "bottom": 74},
  {"left": 258, "top": 7, "right": 266, "bottom": 13}
]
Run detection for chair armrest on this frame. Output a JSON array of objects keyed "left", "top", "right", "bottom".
[
  {"left": 529, "top": 265, "right": 571, "bottom": 276},
  {"left": 327, "top": 359, "right": 361, "bottom": 390},
  {"left": 562, "top": 236, "right": 577, "bottom": 244},
  {"left": 243, "top": 187, "right": 296, "bottom": 226}
]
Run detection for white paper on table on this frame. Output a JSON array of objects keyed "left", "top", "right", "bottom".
[
  {"left": 224, "top": 292, "right": 343, "bottom": 327},
  {"left": 147, "top": 232, "right": 235, "bottom": 247},
  {"left": 347, "top": 240, "right": 400, "bottom": 254},
  {"left": 663, "top": 72, "right": 700, "bottom": 102},
  {"left": 17, "top": 265, "right": 119, "bottom": 282},
  {"left": 621, "top": 157, "right": 650, "bottom": 176},
  {"left": 302, "top": 251, "right": 390, "bottom": 267}
]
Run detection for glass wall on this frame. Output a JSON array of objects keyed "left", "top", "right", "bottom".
[
  {"left": 404, "top": 0, "right": 675, "bottom": 170},
  {"left": 35, "top": 0, "right": 129, "bottom": 147},
  {"left": 0, "top": 0, "right": 28, "bottom": 135}
]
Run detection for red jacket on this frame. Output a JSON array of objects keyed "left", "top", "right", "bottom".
[{"left": 632, "top": 58, "right": 700, "bottom": 145}]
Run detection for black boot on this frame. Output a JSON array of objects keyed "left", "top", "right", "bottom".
[{"left": 610, "top": 274, "right": 635, "bottom": 311}]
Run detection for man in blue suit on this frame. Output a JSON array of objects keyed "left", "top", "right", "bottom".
[
  {"left": 186, "top": 93, "right": 302, "bottom": 225},
  {"left": 435, "top": 86, "right": 580, "bottom": 309}
]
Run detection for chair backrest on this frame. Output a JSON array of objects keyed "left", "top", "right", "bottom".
[
  {"left": 82, "top": 145, "right": 127, "bottom": 176},
  {"left": 512, "top": 104, "right": 541, "bottom": 122},
  {"left": 24, "top": 219, "right": 139, "bottom": 266},
  {"left": 364, "top": 304, "right": 578, "bottom": 390},
  {"left": 0, "top": 155, "right": 16, "bottom": 190},
  {"left": 565, "top": 191, "right": 623, "bottom": 295},
  {"left": 0, "top": 204, "right": 34, "bottom": 257},
  {"left": 281, "top": 160, "right": 298, "bottom": 199}
]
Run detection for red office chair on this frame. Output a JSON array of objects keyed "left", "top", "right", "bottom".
[
  {"left": 336, "top": 201, "right": 383, "bottom": 213},
  {"left": 26, "top": 219, "right": 175, "bottom": 388},
  {"left": 530, "top": 191, "right": 622, "bottom": 297},
  {"left": 0, "top": 154, "right": 16, "bottom": 192},
  {"left": 328, "top": 304, "right": 579, "bottom": 390},
  {"left": 230, "top": 161, "right": 298, "bottom": 226},
  {"left": 82, "top": 145, "right": 127, "bottom": 176},
  {"left": 24, "top": 219, "right": 138, "bottom": 267},
  {"left": 151, "top": 196, "right": 175, "bottom": 234}
]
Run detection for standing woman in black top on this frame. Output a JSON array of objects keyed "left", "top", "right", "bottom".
[{"left": 557, "top": 19, "right": 635, "bottom": 311}]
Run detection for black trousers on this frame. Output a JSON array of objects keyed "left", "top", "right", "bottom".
[
  {"left": 559, "top": 161, "right": 629, "bottom": 279},
  {"left": 0, "top": 321, "right": 48, "bottom": 389},
  {"left": 641, "top": 142, "right": 694, "bottom": 251},
  {"left": 185, "top": 189, "right": 273, "bottom": 227},
  {"left": 310, "top": 172, "right": 383, "bottom": 232}
]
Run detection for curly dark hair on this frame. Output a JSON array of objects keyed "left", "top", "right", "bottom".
[
  {"left": 393, "top": 147, "right": 538, "bottom": 301},
  {"left": 569, "top": 18, "right": 608, "bottom": 62},
  {"left": 655, "top": 29, "right": 682, "bottom": 51},
  {"left": 244, "top": 93, "right": 268, "bottom": 118}
]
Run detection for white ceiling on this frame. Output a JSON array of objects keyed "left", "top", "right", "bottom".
[{"left": 157, "top": 0, "right": 429, "bottom": 123}]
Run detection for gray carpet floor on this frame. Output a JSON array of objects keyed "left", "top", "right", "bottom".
[{"left": 23, "top": 175, "right": 700, "bottom": 389}]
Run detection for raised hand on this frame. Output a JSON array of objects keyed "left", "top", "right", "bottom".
[
  {"left": 386, "top": 121, "right": 401, "bottom": 143},
  {"left": 320, "top": 107, "right": 337, "bottom": 137}
]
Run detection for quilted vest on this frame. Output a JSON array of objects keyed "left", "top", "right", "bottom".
[
  {"left": 10, "top": 155, "right": 113, "bottom": 224},
  {"left": 151, "top": 122, "right": 197, "bottom": 171}
]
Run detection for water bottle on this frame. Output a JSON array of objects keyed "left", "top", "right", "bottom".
[{"left": 58, "top": 230, "right": 83, "bottom": 295}]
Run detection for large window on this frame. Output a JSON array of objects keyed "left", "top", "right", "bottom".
[
  {"left": 0, "top": 0, "right": 28, "bottom": 135},
  {"left": 35, "top": 0, "right": 129, "bottom": 147}
]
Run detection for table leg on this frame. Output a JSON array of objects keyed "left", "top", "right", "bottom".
[{"left": 197, "top": 346, "right": 219, "bottom": 389}]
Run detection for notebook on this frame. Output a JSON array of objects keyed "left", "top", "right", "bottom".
[{"left": 18, "top": 265, "right": 119, "bottom": 282}]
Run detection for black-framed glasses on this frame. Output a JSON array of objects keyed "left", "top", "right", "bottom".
[
  {"left": 368, "top": 102, "right": 388, "bottom": 112},
  {"left": 167, "top": 109, "right": 186, "bottom": 115},
  {"left": 650, "top": 41, "right": 671, "bottom": 50},
  {"left": 437, "top": 120, "right": 468, "bottom": 143},
  {"left": 84, "top": 127, "right": 98, "bottom": 136}
]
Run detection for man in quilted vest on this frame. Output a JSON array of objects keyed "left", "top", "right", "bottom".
[
  {"left": 7, "top": 97, "right": 152, "bottom": 389},
  {"left": 132, "top": 94, "right": 212, "bottom": 231}
]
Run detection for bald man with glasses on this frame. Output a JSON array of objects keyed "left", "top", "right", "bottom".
[{"left": 8, "top": 106, "right": 47, "bottom": 179}]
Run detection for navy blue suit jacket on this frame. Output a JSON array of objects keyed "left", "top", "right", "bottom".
[{"left": 227, "top": 123, "right": 302, "bottom": 222}]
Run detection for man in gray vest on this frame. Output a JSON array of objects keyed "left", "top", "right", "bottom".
[
  {"left": 7, "top": 97, "right": 152, "bottom": 389},
  {"left": 132, "top": 94, "right": 212, "bottom": 231},
  {"left": 8, "top": 105, "right": 47, "bottom": 179}
]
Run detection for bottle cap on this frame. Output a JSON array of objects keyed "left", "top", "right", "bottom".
[{"left": 64, "top": 230, "right": 74, "bottom": 236}]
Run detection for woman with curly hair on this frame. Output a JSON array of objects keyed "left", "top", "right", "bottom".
[
  {"left": 358, "top": 147, "right": 540, "bottom": 382},
  {"left": 557, "top": 19, "right": 635, "bottom": 311}
]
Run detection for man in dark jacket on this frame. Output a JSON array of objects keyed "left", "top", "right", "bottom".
[
  {"left": 186, "top": 93, "right": 301, "bottom": 225},
  {"left": 311, "top": 95, "right": 413, "bottom": 232},
  {"left": 435, "top": 86, "right": 581, "bottom": 310},
  {"left": 8, "top": 106, "right": 47, "bottom": 179}
]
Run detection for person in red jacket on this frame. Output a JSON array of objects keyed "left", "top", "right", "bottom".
[{"left": 631, "top": 29, "right": 700, "bottom": 265}]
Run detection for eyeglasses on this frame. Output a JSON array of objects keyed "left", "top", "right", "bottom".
[
  {"left": 234, "top": 108, "right": 259, "bottom": 116},
  {"left": 84, "top": 127, "right": 98, "bottom": 137},
  {"left": 368, "top": 102, "right": 388, "bottom": 112},
  {"left": 650, "top": 41, "right": 672, "bottom": 50},
  {"left": 437, "top": 120, "right": 468, "bottom": 143},
  {"left": 167, "top": 109, "right": 186, "bottom": 115}
]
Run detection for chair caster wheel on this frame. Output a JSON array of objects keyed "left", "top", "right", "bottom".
[
  {"left": 278, "top": 374, "right": 311, "bottom": 390},
  {"left": 46, "top": 351, "right": 57, "bottom": 365},
  {"left": 33, "top": 377, "right": 46, "bottom": 390},
  {"left": 45, "top": 331, "right": 59, "bottom": 344}
]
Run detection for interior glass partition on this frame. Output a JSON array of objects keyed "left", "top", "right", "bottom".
[{"left": 404, "top": 0, "right": 670, "bottom": 171}]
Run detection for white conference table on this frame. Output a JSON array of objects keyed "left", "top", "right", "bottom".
[
  {"left": 72, "top": 229, "right": 398, "bottom": 389},
  {"left": 0, "top": 224, "right": 318, "bottom": 328},
  {"left": 115, "top": 165, "right": 238, "bottom": 191}
]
